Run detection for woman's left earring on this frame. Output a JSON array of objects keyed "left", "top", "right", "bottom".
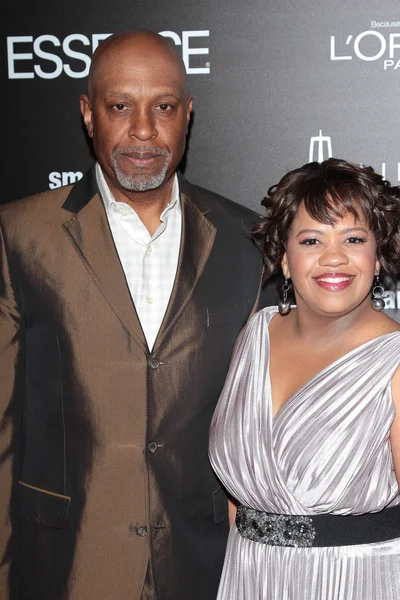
[
  {"left": 371, "top": 275, "right": 385, "bottom": 311},
  {"left": 278, "top": 277, "right": 291, "bottom": 315}
]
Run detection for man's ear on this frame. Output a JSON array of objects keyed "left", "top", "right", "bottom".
[
  {"left": 185, "top": 95, "right": 193, "bottom": 133},
  {"left": 80, "top": 94, "right": 94, "bottom": 139}
]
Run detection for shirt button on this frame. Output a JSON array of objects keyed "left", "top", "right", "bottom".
[
  {"left": 137, "top": 526, "right": 148, "bottom": 537},
  {"left": 148, "top": 441, "right": 158, "bottom": 453},
  {"left": 147, "top": 297, "right": 153, "bottom": 304},
  {"left": 149, "top": 358, "right": 160, "bottom": 369},
  {"left": 147, "top": 245, "right": 153, "bottom": 253},
  {"left": 120, "top": 210, "right": 128, "bottom": 216}
]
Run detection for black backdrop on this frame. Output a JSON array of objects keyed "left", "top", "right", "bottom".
[{"left": 2, "top": 0, "right": 399, "bottom": 305}]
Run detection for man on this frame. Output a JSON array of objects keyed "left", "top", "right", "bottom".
[{"left": 0, "top": 31, "right": 276, "bottom": 599}]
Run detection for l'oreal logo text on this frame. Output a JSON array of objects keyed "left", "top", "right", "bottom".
[{"left": 330, "top": 29, "right": 400, "bottom": 70}]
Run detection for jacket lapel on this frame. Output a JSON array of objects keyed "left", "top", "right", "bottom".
[
  {"left": 61, "top": 168, "right": 147, "bottom": 352},
  {"left": 153, "top": 191, "right": 216, "bottom": 352},
  {"left": 61, "top": 168, "right": 216, "bottom": 354}
]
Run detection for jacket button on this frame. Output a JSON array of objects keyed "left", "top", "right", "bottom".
[
  {"left": 149, "top": 358, "right": 160, "bottom": 369},
  {"left": 148, "top": 441, "right": 158, "bottom": 453},
  {"left": 137, "top": 526, "right": 148, "bottom": 537}
]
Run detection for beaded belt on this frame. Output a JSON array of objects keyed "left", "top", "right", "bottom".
[{"left": 235, "top": 503, "right": 400, "bottom": 548}]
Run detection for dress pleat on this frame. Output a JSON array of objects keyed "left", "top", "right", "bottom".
[{"left": 209, "top": 307, "right": 400, "bottom": 600}]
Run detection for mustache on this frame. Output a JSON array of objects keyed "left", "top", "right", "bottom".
[{"left": 113, "top": 145, "right": 170, "bottom": 157}]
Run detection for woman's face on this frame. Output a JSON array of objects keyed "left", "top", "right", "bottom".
[{"left": 281, "top": 202, "right": 380, "bottom": 317}]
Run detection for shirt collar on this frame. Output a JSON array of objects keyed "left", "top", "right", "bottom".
[{"left": 95, "top": 163, "right": 181, "bottom": 217}]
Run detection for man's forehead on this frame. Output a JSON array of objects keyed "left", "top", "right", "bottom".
[
  {"left": 90, "top": 39, "right": 187, "bottom": 98},
  {"left": 97, "top": 87, "right": 186, "bottom": 104},
  {"left": 93, "top": 69, "right": 187, "bottom": 98},
  {"left": 93, "top": 33, "right": 185, "bottom": 76}
]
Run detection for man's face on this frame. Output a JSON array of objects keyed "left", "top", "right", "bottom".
[{"left": 81, "top": 40, "right": 192, "bottom": 197}]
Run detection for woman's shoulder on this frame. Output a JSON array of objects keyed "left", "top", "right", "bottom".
[
  {"left": 233, "top": 306, "right": 278, "bottom": 349},
  {"left": 365, "top": 311, "right": 400, "bottom": 342},
  {"left": 246, "top": 305, "right": 279, "bottom": 328},
  {"left": 378, "top": 311, "right": 400, "bottom": 333},
  {"left": 253, "top": 305, "right": 279, "bottom": 320}
]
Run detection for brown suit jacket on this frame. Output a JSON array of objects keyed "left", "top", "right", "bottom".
[{"left": 0, "top": 167, "right": 277, "bottom": 599}]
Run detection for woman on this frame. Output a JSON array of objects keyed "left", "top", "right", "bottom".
[{"left": 209, "top": 158, "right": 400, "bottom": 600}]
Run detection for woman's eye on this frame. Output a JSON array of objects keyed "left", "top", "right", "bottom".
[
  {"left": 346, "top": 236, "right": 367, "bottom": 244},
  {"left": 299, "top": 238, "right": 320, "bottom": 245}
]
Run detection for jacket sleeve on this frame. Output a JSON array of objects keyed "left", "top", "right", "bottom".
[
  {"left": 248, "top": 266, "right": 279, "bottom": 319},
  {"left": 257, "top": 268, "right": 279, "bottom": 310},
  {"left": 0, "top": 219, "right": 24, "bottom": 594}
]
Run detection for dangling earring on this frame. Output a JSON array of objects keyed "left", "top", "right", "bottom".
[
  {"left": 278, "top": 277, "right": 291, "bottom": 315},
  {"left": 371, "top": 274, "right": 385, "bottom": 311}
]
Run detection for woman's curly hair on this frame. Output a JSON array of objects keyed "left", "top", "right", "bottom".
[{"left": 252, "top": 158, "right": 400, "bottom": 281}]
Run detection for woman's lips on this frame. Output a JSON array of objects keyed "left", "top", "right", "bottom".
[{"left": 313, "top": 273, "right": 355, "bottom": 291}]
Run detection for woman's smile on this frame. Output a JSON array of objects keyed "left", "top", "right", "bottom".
[{"left": 312, "top": 272, "right": 355, "bottom": 291}]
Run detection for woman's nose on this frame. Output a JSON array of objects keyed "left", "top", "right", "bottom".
[{"left": 318, "top": 244, "right": 350, "bottom": 267}]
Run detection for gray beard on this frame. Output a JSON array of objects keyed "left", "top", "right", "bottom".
[{"left": 112, "top": 147, "right": 170, "bottom": 192}]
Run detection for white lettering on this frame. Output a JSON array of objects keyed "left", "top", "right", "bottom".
[
  {"left": 48, "top": 171, "right": 83, "bottom": 189},
  {"left": 389, "top": 33, "right": 400, "bottom": 58},
  {"left": 92, "top": 33, "right": 112, "bottom": 53},
  {"left": 8, "top": 31, "right": 210, "bottom": 79},
  {"left": 159, "top": 31, "right": 182, "bottom": 46},
  {"left": 371, "top": 21, "right": 400, "bottom": 29},
  {"left": 33, "top": 35, "right": 63, "bottom": 79},
  {"left": 384, "top": 58, "right": 400, "bottom": 70},
  {"left": 182, "top": 31, "right": 210, "bottom": 74},
  {"left": 160, "top": 30, "right": 210, "bottom": 74},
  {"left": 62, "top": 171, "right": 83, "bottom": 185},
  {"left": 49, "top": 172, "right": 62, "bottom": 189},
  {"left": 380, "top": 162, "right": 400, "bottom": 183},
  {"left": 354, "top": 31, "right": 386, "bottom": 61},
  {"left": 63, "top": 34, "right": 91, "bottom": 78},
  {"left": 331, "top": 30, "right": 400, "bottom": 68},
  {"left": 383, "top": 291, "right": 394, "bottom": 308},
  {"left": 330, "top": 35, "right": 352, "bottom": 60},
  {"left": 7, "top": 36, "right": 34, "bottom": 79}
]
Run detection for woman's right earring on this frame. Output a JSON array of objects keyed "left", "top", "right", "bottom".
[
  {"left": 278, "top": 277, "right": 291, "bottom": 315},
  {"left": 371, "top": 275, "right": 385, "bottom": 311}
]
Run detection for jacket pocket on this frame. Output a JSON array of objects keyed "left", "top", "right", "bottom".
[
  {"left": 212, "top": 487, "right": 228, "bottom": 524},
  {"left": 18, "top": 481, "right": 70, "bottom": 529}
]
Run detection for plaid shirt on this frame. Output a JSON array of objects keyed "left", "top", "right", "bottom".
[{"left": 96, "top": 163, "right": 182, "bottom": 351}]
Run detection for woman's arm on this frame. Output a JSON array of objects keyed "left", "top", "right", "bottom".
[
  {"left": 390, "top": 366, "right": 400, "bottom": 485},
  {"left": 228, "top": 497, "right": 237, "bottom": 526}
]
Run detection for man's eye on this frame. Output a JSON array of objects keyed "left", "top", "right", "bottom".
[
  {"left": 299, "top": 238, "right": 319, "bottom": 245},
  {"left": 158, "top": 103, "right": 173, "bottom": 111},
  {"left": 113, "top": 103, "right": 127, "bottom": 111}
]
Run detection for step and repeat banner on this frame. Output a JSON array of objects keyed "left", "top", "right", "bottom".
[{"left": 2, "top": 0, "right": 399, "bottom": 305}]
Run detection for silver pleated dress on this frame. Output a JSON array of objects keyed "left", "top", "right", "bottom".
[{"left": 209, "top": 307, "right": 400, "bottom": 600}]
